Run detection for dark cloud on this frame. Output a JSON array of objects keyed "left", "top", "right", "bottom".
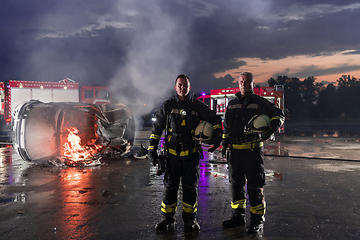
[
  {"left": 190, "top": 73, "right": 237, "bottom": 95},
  {"left": 1, "top": 0, "right": 360, "bottom": 115}
]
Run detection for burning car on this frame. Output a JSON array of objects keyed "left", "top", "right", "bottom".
[{"left": 12, "top": 100, "right": 135, "bottom": 166}]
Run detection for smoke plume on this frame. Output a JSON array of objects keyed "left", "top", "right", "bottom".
[{"left": 109, "top": 0, "right": 191, "bottom": 124}]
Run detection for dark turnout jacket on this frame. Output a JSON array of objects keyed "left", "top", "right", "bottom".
[
  {"left": 149, "top": 94, "right": 221, "bottom": 157},
  {"left": 223, "top": 91, "right": 285, "bottom": 149}
]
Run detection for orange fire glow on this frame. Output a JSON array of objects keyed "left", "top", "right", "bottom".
[{"left": 62, "top": 127, "right": 103, "bottom": 164}]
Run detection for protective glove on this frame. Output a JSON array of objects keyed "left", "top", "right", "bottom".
[
  {"left": 221, "top": 138, "right": 230, "bottom": 157},
  {"left": 261, "top": 127, "right": 274, "bottom": 141},
  {"left": 207, "top": 132, "right": 222, "bottom": 153},
  {"left": 148, "top": 149, "right": 158, "bottom": 166},
  {"left": 156, "top": 156, "right": 166, "bottom": 176}
]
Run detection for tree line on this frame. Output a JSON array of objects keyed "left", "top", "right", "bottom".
[{"left": 267, "top": 75, "right": 360, "bottom": 120}]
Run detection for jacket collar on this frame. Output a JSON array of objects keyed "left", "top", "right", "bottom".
[
  {"left": 175, "top": 93, "right": 193, "bottom": 102},
  {"left": 235, "top": 90, "right": 253, "bottom": 100}
]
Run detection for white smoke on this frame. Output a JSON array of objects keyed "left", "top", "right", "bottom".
[
  {"left": 20, "top": 0, "right": 192, "bottom": 128},
  {"left": 109, "top": 0, "right": 191, "bottom": 124}
]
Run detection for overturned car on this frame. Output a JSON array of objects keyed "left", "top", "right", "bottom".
[{"left": 12, "top": 100, "right": 135, "bottom": 166}]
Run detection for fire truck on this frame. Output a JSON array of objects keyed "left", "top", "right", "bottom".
[
  {"left": 197, "top": 85, "right": 285, "bottom": 133},
  {"left": 0, "top": 78, "right": 111, "bottom": 125},
  {"left": 0, "top": 78, "right": 112, "bottom": 144}
]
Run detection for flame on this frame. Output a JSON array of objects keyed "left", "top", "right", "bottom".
[{"left": 62, "top": 127, "right": 103, "bottom": 165}]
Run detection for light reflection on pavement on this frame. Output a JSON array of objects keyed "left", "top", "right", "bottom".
[{"left": 2, "top": 129, "right": 360, "bottom": 239}]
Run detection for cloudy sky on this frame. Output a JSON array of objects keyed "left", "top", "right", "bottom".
[{"left": 1, "top": 0, "right": 360, "bottom": 113}]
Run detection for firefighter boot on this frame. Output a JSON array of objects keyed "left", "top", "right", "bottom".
[
  {"left": 246, "top": 213, "right": 264, "bottom": 234},
  {"left": 155, "top": 213, "right": 175, "bottom": 230},
  {"left": 222, "top": 208, "right": 246, "bottom": 228},
  {"left": 182, "top": 212, "right": 200, "bottom": 232},
  {"left": 246, "top": 222, "right": 263, "bottom": 234}
]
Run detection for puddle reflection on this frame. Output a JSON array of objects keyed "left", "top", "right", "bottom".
[
  {"left": 0, "top": 145, "right": 33, "bottom": 187},
  {"left": 1, "top": 146, "right": 101, "bottom": 238},
  {"left": 198, "top": 148, "right": 229, "bottom": 225},
  {"left": 56, "top": 167, "right": 101, "bottom": 239}
]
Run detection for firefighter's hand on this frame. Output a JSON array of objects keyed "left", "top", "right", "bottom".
[
  {"left": 208, "top": 129, "right": 222, "bottom": 153},
  {"left": 148, "top": 149, "right": 158, "bottom": 166},
  {"left": 156, "top": 160, "right": 166, "bottom": 176},
  {"left": 261, "top": 127, "right": 274, "bottom": 141}
]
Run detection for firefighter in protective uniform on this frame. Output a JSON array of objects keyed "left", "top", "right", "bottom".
[
  {"left": 148, "top": 74, "right": 222, "bottom": 232},
  {"left": 221, "top": 72, "right": 284, "bottom": 233}
]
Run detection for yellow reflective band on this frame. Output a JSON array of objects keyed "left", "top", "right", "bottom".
[
  {"left": 228, "top": 104, "right": 242, "bottom": 109},
  {"left": 232, "top": 141, "right": 263, "bottom": 149},
  {"left": 183, "top": 201, "right": 198, "bottom": 213},
  {"left": 250, "top": 203, "right": 266, "bottom": 215},
  {"left": 148, "top": 146, "right": 155, "bottom": 150},
  {"left": 231, "top": 199, "right": 246, "bottom": 209},
  {"left": 222, "top": 133, "right": 229, "bottom": 139},
  {"left": 213, "top": 124, "right": 221, "bottom": 130},
  {"left": 168, "top": 147, "right": 197, "bottom": 156},
  {"left": 161, "top": 202, "right": 177, "bottom": 213},
  {"left": 171, "top": 109, "right": 180, "bottom": 114},
  {"left": 167, "top": 128, "right": 194, "bottom": 134},
  {"left": 247, "top": 103, "right": 258, "bottom": 109},
  {"left": 271, "top": 116, "right": 285, "bottom": 126},
  {"left": 150, "top": 134, "right": 161, "bottom": 140},
  {"left": 183, "top": 201, "right": 197, "bottom": 208}
]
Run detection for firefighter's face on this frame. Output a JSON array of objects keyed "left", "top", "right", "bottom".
[
  {"left": 238, "top": 75, "right": 254, "bottom": 95},
  {"left": 175, "top": 78, "right": 191, "bottom": 100}
]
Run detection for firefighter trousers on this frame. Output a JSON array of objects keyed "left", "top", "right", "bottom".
[
  {"left": 160, "top": 153, "right": 200, "bottom": 215},
  {"left": 228, "top": 147, "right": 266, "bottom": 223}
]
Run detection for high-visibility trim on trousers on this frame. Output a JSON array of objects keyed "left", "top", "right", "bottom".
[
  {"left": 168, "top": 147, "right": 197, "bottom": 156},
  {"left": 232, "top": 141, "right": 263, "bottom": 150},
  {"left": 250, "top": 202, "right": 266, "bottom": 215},
  {"left": 183, "top": 201, "right": 198, "bottom": 213},
  {"left": 161, "top": 201, "right": 177, "bottom": 213},
  {"left": 231, "top": 199, "right": 246, "bottom": 209}
]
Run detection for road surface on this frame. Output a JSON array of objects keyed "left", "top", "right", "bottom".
[{"left": 1, "top": 127, "right": 360, "bottom": 239}]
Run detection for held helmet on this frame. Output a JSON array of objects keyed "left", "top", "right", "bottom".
[
  {"left": 246, "top": 114, "right": 271, "bottom": 133},
  {"left": 194, "top": 121, "right": 214, "bottom": 144}
]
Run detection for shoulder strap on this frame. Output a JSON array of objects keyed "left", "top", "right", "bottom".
[{"left": 163, "top": 98, "right": 174, "bottom": 149}]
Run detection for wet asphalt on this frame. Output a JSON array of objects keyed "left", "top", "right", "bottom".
[{"left": 1, "top": 125, "right": 360, "bottom": 240}]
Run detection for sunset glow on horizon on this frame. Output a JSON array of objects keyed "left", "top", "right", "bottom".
[{"left": 214, "top": 50, "right": 360, "bottom": 86}]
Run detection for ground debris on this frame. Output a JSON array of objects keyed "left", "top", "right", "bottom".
[{"left": 48, "top": 156, "right": 103, "bottom": 167}]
